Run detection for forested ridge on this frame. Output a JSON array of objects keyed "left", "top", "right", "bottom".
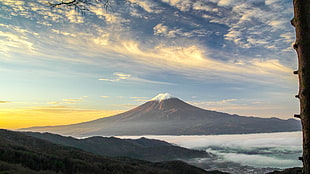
[{"left": 0, "top": 129, "right": 225, "bottom": 174}]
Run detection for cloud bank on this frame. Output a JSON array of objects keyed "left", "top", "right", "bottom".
[{"left": 119, "top": 132, "right": 302, "bottom": 169}]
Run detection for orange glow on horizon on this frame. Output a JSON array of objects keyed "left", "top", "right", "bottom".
[{"left": 0, "top": 109, "right": 124, "bottom": 129}]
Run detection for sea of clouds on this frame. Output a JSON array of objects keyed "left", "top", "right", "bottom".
[{"left": 118, "top": 132, "right": 303, "bottom": 169}]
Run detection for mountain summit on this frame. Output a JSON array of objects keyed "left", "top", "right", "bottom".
[
  {"left": 151, "top": 93, "right": 175, "bottom": 102},
  {"left": 21, "top": 95, "right": 301, "bottom": 137}
]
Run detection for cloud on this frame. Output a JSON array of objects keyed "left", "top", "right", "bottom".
[
  {"left": 0, "top": 24, "right": 36, "bottom": 57},
  {"left": 98, "top": 72, "right": 131, "bottom": 82},
  {"left": 131, "top": 96, "right": 149, "bottom": 102},
  {"left": 217, "top": 0, "right": 238, "bottom": 7},
  {"left": 153, "top": 23, "right": 170, "bottom": 36},
  {"left": 153, "top": 23, "right": 204, "bottom": 38},
  {"left": 189, "top": 96, "right": 298, "bottom": 119},
  {"left": 90, "top": 6, "right": 121, "bottom": 24},
  {"left": 128, "top": 0, "right": 163, "bottom": 13},
  {"left": 219, "top": 152, "right": 301, "bottom": 168},
  {"left": 30, "top": 105, "right": 74, "bottom": 113},
  {"left": 191, "top": 99, "right": 239, "bottom": 112},
  {"left": 192, "top": 99, "right": 237, "bottom": 106},
  {"left": 119, "top": 132, "right": 302, "bottom": 169},
  {"left": 62, "top": 98, "right": 83, "bottom": 102},
  {"left": 131, "top": 97, "right": 147, "bottom": 99},
  {"left": 51, "top": 29, "right": 77, "bottom": 37},
  {"left": 101, "top": 96, "right": 110, "bottom": 98},
  {"left": 98, "top": 72, "right": 172, "bottom": 85},
  {"left": 0, "top": 101, "right": 11, "bottom": 104},
  {"left": 161, "top": 0, "right": 193, "bottom": 11},
  {"left": 47, "top": 97, "right": 86, "bottom": 105},
  {"left": 104, "top": 40, "right": 293, "bottom": 85},
  {"left": 47, "top": 102, "right": 62, "bottom": 105},
  {"left": 121, "top": 132, "right": 302, "bottom": 150},
  {"left": 65, "top": 10, "right": 84, "bottom": 23}
]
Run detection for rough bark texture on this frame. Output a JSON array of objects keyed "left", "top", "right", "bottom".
[{"left": 292, "top": 0, "right": 310, "bottom": 173}]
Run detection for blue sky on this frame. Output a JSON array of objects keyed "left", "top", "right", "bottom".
[{"left": 0, "top": 0, "right": 299, "bottom": 128}]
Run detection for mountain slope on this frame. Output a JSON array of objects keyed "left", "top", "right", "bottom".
[
  {"left": 25, "top": 131, "right": 212, "bottom": 162},
  {"left": 0, "top": 129, "right": 226, "bottom": 174},
  {"left": 21, "top": 95, "right": 301, "bottom": 137}
]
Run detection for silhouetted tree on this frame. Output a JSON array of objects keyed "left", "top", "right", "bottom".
[{"left": 292, "top": 1, "right": 310, "bottom": 173}]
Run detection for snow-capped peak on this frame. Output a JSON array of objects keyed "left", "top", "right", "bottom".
[{"left": 151, "top": 93, "right": 174, "bottom": 102}]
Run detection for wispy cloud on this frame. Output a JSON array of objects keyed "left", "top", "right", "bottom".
[
  {"left": 48, "top": 97, "right": 86, "bottom": 105},
  {"left": 191, "top": 99, "right": 238, "bottom": 111},
  {"left": 0, "top": 23, "right": 37, "bottom": 57},
  {"left": 99, "top": 72, "right": 172, "bottom": 85},
  {"left": 62, "top": 98, "right": 83, "bottom": 102},
  {"left": 193, "top": 99, "right": 237, "bottom": 105},
  {"left": 0, "top": 101, "right": 11, "bottom": 104},
  {"left": 98, "top": 72, "right": 131, "bottom": 82},
  {"left": 131, "top": 96, "right": 149, "bottom": 102}
]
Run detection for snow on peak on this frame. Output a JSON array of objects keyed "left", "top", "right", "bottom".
[{"left": 151, "top": 93, "right": 174, "bottom": 102}]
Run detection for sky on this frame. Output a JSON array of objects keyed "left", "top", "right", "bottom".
[{"left": 0, "top": 0, "right": 299, "bottom": 129}]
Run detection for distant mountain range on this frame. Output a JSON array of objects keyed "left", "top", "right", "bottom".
[
  {"left": 21, "top": 94, "right": 301, "bottom": 137},
  {"left": 0, "top": 129, "right": 227, "bottom": 174}
]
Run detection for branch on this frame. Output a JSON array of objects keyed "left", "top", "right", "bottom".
[{"left": 48, "top": 0, "right": 111, "bottom": 14}]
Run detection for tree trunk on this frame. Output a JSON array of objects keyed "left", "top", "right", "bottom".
[{"left": 292, "top": 0, "right": 310, "bottom": 173}]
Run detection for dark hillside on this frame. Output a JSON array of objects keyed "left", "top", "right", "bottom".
[
  {"left": 0, "top": 129, "right": 225, "bottom": 174},
  {"left": 25, "top": 132, "right": 211, "bottom": 162}
]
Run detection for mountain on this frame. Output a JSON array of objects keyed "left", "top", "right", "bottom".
[
  {"left": 0, "top": 129, "right": 227, "bottom": 174},
  {"left": 24, "top": 131, "right": 212, "bottom": 162},
  {"left": 21, "top": 93, "right": 301, "bottom": 137}
]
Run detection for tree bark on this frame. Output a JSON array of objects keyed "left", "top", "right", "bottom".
[{"left": 292, "top": 0, "right": 310, "bottom": 173}]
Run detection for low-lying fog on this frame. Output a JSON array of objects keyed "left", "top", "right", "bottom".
[{"left": 118, "top": 132, "right": 302, "bottom": 171}]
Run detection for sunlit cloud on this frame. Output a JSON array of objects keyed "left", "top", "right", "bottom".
[
  {"left": 51, "top": 29, "right": 77, "bottom": 37},
  {"left": 47, "top": 97, "right": 86, "bottom": 105},
  {"left": 62, "top": 98, "right": 83, "bottom": 102},
  {"left": 98, "top": 72, "right": 131, "bottom": 82},
  {"left": 30, "top": 105, "right": 72, "bottom": 112},
  {"left": 128, "top": 0, "right": 163, "bottom": 13},
  {"left": 161, "top": 0, "right": 193, "bottom": 11},
  {"left": 65, "top": 9, "right": 84, "bottom": 23},
  {"left": 0, "top": 25, "right": 36, "bottom": 57},
  {"left": 98, "top": 39, "right": 294, "bottom": 85}
]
